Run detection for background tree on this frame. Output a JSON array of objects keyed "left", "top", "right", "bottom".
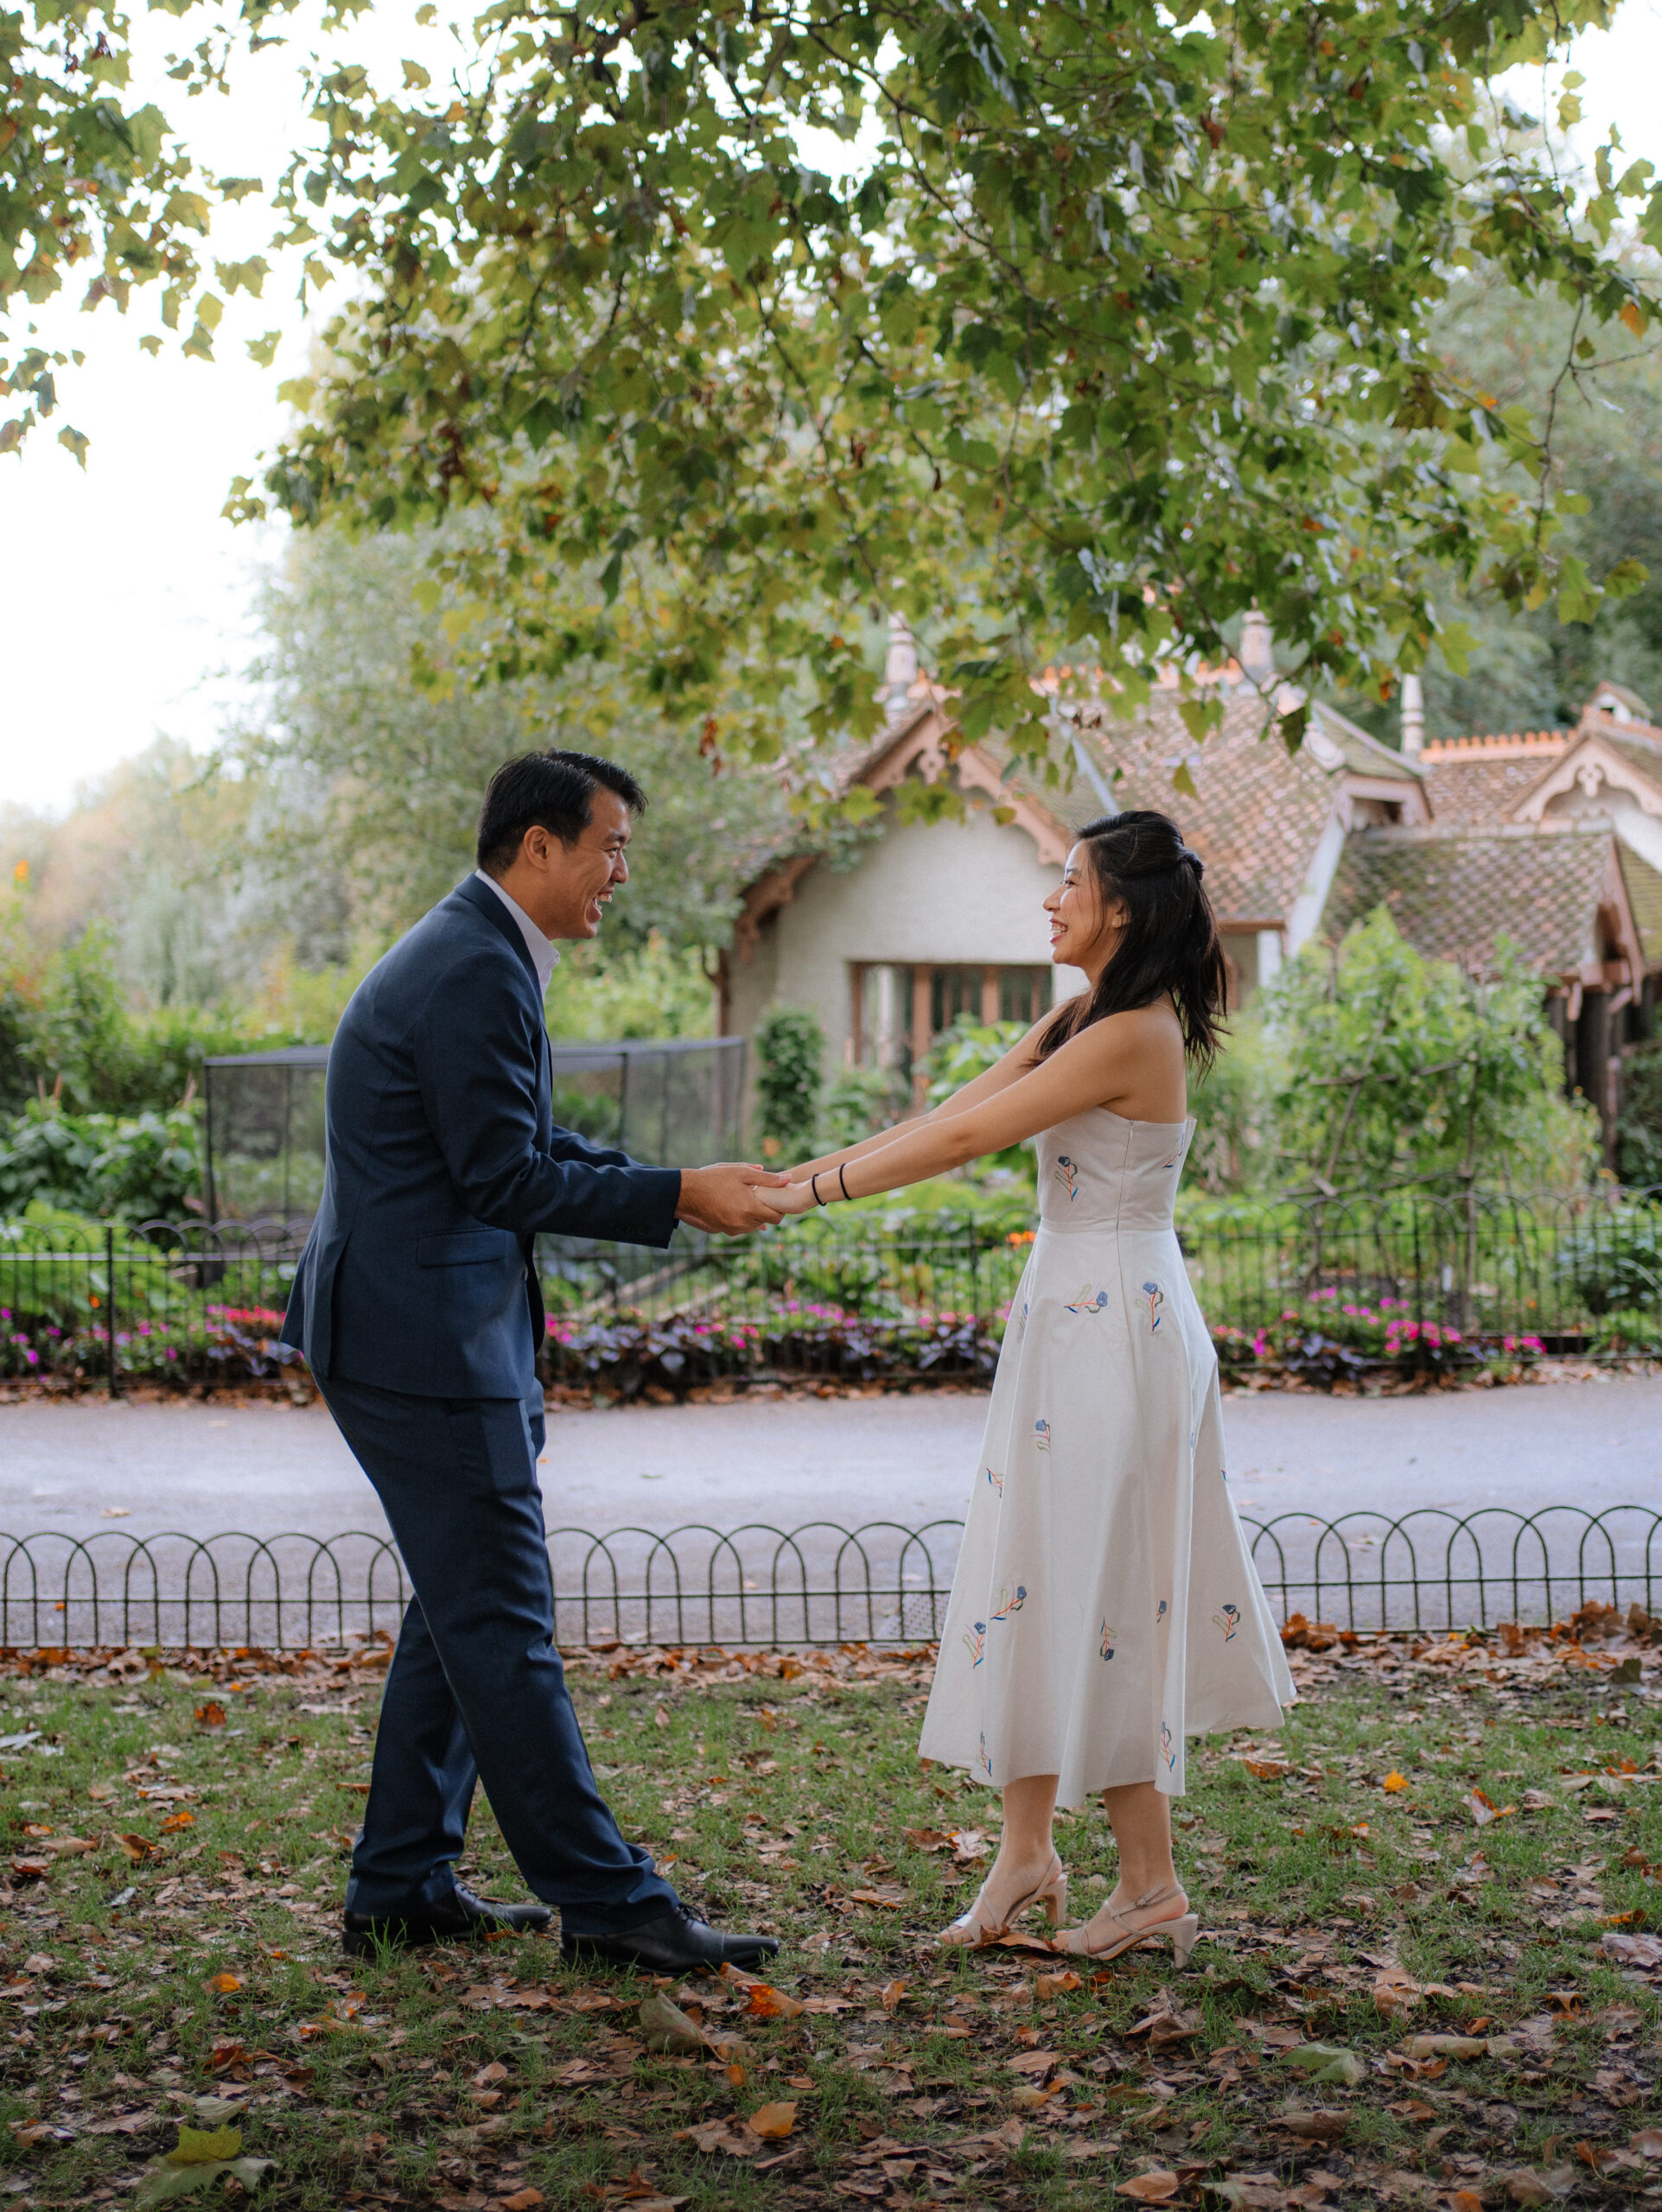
[
  {"left": 1262, "top": 910, "right": 1599, "bottom": 1198},
  {"left": 234, "top": 523, "right": 793, "bottom": 971},
  {"left": 241, "top": 0, "right": 1659, "bottom": 804},
  {"left": 0, "top": 0, "right": 312, "bottom": 458},
  {"left": 1339, "top": 264, "right": 1662, "bottom": 741}
]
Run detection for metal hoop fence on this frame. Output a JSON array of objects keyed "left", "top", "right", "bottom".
[{"left": 0, "top": 1508, "right": 1656, "bottom": 1655}]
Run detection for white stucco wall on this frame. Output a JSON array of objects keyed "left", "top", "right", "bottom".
[{"left": 741, "top": 811, "right": 1085, "bottom": 1062}]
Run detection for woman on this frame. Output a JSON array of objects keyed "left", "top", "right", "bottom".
[{"left": 774, "top": 810, "right": 1295, "bottom": 1962}]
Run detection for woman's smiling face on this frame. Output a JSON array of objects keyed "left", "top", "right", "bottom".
[{"left": 1044, "top": 843, "right": 1124, "bottom": 973}]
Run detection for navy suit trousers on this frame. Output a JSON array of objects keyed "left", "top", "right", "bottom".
[{"left": 320, "top": 1375, "right": 678, "bottom": 1936}]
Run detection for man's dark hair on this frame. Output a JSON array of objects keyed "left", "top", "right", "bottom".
[{"left": 476, "top": 750, "right": 647, "bottom": 873}]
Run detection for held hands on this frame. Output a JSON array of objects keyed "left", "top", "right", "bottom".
[
  {"left": 772, "top": 1178, "right": 823, "bottom": 1218},
  {"left": 675, "top": 1162, "right": 793, "bottom": 1236}
]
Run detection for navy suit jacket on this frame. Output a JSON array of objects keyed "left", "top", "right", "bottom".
[{"left": 281, "top": 875, "right": 683, "bottom": 1397}]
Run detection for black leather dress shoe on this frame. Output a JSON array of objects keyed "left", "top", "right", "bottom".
[
  {"left": 343, "top": 1882, "right": 553, "bottom": 1955},
  {"left": 561, "top": 1901, "right": 780, "bottom": 1974}
]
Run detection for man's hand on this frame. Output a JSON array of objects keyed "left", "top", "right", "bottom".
[{"left": 676, "top": 1163, "right": 792, "bottom": 1236}]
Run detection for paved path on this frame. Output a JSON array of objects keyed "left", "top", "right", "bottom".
[{"left": 2, "top": 1372, "right": 1659, "bottom": 1540}]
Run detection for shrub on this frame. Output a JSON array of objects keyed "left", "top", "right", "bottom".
[
  {"left": 753, "top": 1004, "right": 825, "bottom": 1162},
  {"left": 1556, "top": 1202, "right": 1662, "bottom": 1314},
  {"left": 820, "top": 1063, "right": 909, "bottom": 1151},
  {"left": 1616, "top": 1039, "right": 1662, "bottom": 1188},
  {"left": 0, "top": 1104, "right": 203, "bottom": 1223}
]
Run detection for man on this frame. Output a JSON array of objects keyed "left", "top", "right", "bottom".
[{"left": 281, "top": 749, "right": 787, "bottom": 1972}]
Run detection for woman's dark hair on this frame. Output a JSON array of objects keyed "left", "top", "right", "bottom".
[
  {"left": 1034, "top": 810, "right": 1226, "bottom": 1070},
  {"left": 477, "top": 749, "right": 647, "bottom": 871}
]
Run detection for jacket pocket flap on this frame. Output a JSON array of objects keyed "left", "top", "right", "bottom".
[{"left": 417, "top": 1230, "right": 518, "bottom": 1268}]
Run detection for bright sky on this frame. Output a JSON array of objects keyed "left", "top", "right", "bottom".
[{"left": 3, "top": 2, "right": 1662, "bottom": 816}]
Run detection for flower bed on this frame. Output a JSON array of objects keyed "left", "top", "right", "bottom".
[
  {"left": 1210, "top": 1287, "right": 1545, "bottom": 1384},
  {"left": 544, "top": 1299, "right": 1001, "bottom": 1397},
  {"left": 0, "top": 1302, "right": 290, "bottom": 1384}
]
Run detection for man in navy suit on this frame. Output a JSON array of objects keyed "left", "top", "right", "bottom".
[{"left": 282, "top": 749, "right": 786, "bottom": 1973}]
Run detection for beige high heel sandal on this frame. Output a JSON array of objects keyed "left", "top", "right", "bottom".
[
  {"left": 935, "top": 1853, "right": 1069, "bottom": 1949},
  {"left": 1055, "top": 1878, "right": 1200, "bottom": 1966}
]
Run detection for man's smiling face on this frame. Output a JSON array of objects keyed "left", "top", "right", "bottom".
[{"left": 506, "top": 788, "right": 634, "bottom": 942}]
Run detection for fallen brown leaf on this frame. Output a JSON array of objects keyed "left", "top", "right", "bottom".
[
  {"left": 1118, "top": 2173, "right": 1181, "bottom": 2202},
  {"left": 746, "top": 2101, "right": 797, "bottom": 2141},
  {"left": 742, "top": 1982, "right": 805, "bottom": 2021},
  {"left": 1035, "top": 1969, "right": 1084, "bottom": 1999},
  {"left": 1280, "top": 2110, "right": 1349, "bottom": 2145}
]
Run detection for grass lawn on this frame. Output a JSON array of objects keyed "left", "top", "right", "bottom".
[{"left": 0, "top": 1624, "right": 1658, "bottom": 2211}]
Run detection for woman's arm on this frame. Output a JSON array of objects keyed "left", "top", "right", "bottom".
[
  {"left": 780, "top": 1006, "right": 1180, "bottom": 1213},
  {"left": 789, "top": 1007, "right": 1066, "bottom": 1181}
]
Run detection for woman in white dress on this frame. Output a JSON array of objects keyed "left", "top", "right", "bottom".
[{"left": 774, "top": 810, "right": 1295, "bottom": 1963}]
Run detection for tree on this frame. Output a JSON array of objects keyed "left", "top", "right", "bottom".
[
  {"left": 233, "top": 521, "right": 793, "bottom": 954},
  {"left": 1340, "top": 264, "right": 1662, "bottom": 742},
  {"left": 237, "top": 0, "right": 1660, "bottom": 798},
  {"left": 1263, "top": 908, "right": 1599, "bottom": 1198},
  {"left": 0, "top": 0, "right": 300, "bottom": 459}
]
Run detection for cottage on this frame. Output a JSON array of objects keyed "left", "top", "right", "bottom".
[{"left": 718, "top": 626, "right": 1662, "bottom": 1147}]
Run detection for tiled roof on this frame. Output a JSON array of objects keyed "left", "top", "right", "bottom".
[
  {"left": 1060, "top": 690, "right": 1354, "bottom": 926},
  {"left": 1420, "top": 755, "right": 1563, "bottom": 824},
  {"left": 1620, "top": 843, "right": 1662, "bottom": 969},
  {"left": 1323, "top": 824, "right": 1615, "bottom": 976}
]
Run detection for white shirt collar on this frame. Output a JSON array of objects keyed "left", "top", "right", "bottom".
[{"left": 474, "top": 869, "right": 560, "bottom": 995}]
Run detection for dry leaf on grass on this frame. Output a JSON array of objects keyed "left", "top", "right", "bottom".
[
  {"left": 204, "top": 1974, "right": 241, "bottom": 1995},
  {"left": 678, "top": 2118, "right": 757, "bottom": 2158},
  {"left": 1280, "top": 2109, "right": 1350, "bottom": 2145},
  {"left": 1280, "top": 2044, "right": 1366, "bottom": 2087},
  {"left": 1500, "top": 2169, "right": 1578, "bottom": 2205},
  {"left": 1382, "top": 1770, "right": 1410, "bottom": 1793},
  {"left": 742, "top": 1982, "right": 805, "bottom": 2020},
  {"left": 746, "top": 2101, "right": 797, "bottom": 2141},
  {"left": 1117, "top": 2172, "right": 1181, "bottom": 2202},
  {"left": 1631, "top": 2129, "right": 1662, "bottom": 2159},
  {"left": 638, "top": 1993, "right": 710, "bottom": 2056},
  {"left": 1035, "top": 1969, "right": 1084, "bottom": 1999},
  {"left": 878, "top": 1980, "right": 905, "bottom": 2012},
  {"left": 1602, "top": 1931, "right": 1662, "bottom": 1968},
  {"left": 1239, "top": 1758, "right": 1290, "bottom": 1781}
]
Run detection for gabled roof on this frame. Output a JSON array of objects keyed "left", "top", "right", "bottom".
[
  {"left": 1067, "top": 687, "right": 1423, "bottom": 929},
  {"left": 1417, "top": 733, "right": 1568, "bottom": 825},
  {"left": 1323, "top": 820, "right": 1641, "bottom": 982}
]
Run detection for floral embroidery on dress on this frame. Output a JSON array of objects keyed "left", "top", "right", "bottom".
[
  {"left": 1064, "top": 1285, "right": 1110, "bottom": 1315},
  {"left": 1156, "top": 1598, "right": 1168, "bottom": 1624},
  {"left": 991, "top": 1583, "right": 1028, "bottom": 1624},
  {"left": 1213, "top": 1602, "right": 1241, "bottom": 1643},
  {"left": 1098, "top": 1621, "right": 1117, "bottom": 1662},
  {"left": 977, "top": 1732, "right": 993, "bottom": 1778},
  {"left": 985, "top": 1466, "right": 1004, "bottom": 1495},
  {"left": 1053, "top": 1155, "right": 1080, "bottom": 1201},
  {"left": 1034, "top": 1418, "right": 1052, "bottom": 1453},
  {"left": 1160, "top": 1721, "right": 1177, "bottom": 1772},
  {"left": 963, "top": 1622, "right": 986, "bottom": 1668},
  {"left": 1141, "top": 1279, "right": 1165, "bottom": 1331}
]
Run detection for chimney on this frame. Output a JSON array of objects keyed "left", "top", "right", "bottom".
[
  {"left": 1239, "top": 609, "right": 1275, "bottom": 688},
  {"left": 881, "top": 614, "right": 919, "bottom": 723},
  {"left": 1400, "top": 672, "right": 1424, "bottom": 760}
]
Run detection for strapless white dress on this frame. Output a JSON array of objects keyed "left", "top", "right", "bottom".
[{"left": 918, "top": 1108, "right": 1295, "bottom": 1805}]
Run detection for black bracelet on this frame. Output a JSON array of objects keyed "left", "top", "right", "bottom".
[
  {"left": 837, "top": 1162, "right": 850, "bottom": 1202},
  {"left": 811, "top": 1172, "right": 827, "bottom": 1208}
]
